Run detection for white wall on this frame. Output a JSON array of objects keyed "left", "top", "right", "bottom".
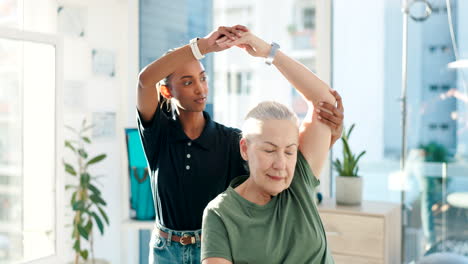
[{"left": 60, "top": 0, "right": 131, "bottom": 263}]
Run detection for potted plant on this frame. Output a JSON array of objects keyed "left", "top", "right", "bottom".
[
  {"left": 63, "top": 119, "right": 110, "bottom": 264},
  {"left": 332, "top": 123, "right": 366, "bottom": 205}
]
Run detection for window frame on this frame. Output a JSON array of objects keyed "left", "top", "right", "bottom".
[{"left": 0, "top": 26, "right": 65, "bottom": 264}]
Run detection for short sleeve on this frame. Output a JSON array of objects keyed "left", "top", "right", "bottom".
[
  {"left": 201, "top": 208, "right": 232, "bottom": 262},
  {"left": 136, "top": 102, "right": 169, "bottom": 169},
  {"left": 295, "top": 151, "right": 320, "bottom": 188}
]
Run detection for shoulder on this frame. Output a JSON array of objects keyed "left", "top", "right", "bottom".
[
  {"left": 293, "top": 151, "right": 320, "bottom": 188},
  {"left": 210, "top": 121, "right": 242, "bottom": 147},
  {"left": 205, "top": 190, "right": 232, "bottom": 214},
  {"left": 213, "top": 121, "right": 242, "bottom": 138}
]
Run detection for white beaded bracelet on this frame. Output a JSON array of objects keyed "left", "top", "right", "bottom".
[{"left": 189, "top": 38, "right": 205, "bottom": 60}]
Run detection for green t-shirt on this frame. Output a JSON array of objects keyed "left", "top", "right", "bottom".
[{"left": 201, "top": 151, "right": 334, "bottom": 264}]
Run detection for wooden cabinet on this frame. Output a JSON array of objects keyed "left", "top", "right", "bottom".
[{"left": 318, "top": 199, "right": 401, "bottom": 264}]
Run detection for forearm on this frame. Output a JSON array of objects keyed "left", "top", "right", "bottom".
[
  {"left": 136, "top": 44, "right": 194, "bottom": 119},
  {"left": 272, "top": 51, "right": 335, "bottom": 106},
  {"left": 138, "top": 44, "right": 197, "bottom": 91},
  {"left": 137, "top": 40, "right": 211, "bottom": 120}
]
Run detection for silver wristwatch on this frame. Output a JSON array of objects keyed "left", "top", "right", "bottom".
[{"left": 265, "top": 42, "right": 280, "bottom": 65}]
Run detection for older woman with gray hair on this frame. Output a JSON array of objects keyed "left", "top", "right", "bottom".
[{"left": 201, "top": 30, "right": 336, "bottom": 264}]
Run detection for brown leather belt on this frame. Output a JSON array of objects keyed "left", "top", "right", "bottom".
[{"left": 157, "top": 228, "right": 201, "bottom": 246}]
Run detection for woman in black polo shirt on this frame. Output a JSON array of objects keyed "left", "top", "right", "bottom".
[{"left": 136, "top": 25, "right": 344, "bottom": 264}]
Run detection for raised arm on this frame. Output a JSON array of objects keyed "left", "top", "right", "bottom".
[
  {"left": 228, "top": 31, "right": 335, "bottom": 177},
  {"left": 137, "top": 25, "right": 247, "bottom": 122}
]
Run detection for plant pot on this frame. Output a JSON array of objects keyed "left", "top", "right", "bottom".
[
  {"left": 336, "top": 176, "right": 362, "bottom": 205},
  {"left": 67, "top": 259, "right": 110, "bottom": 264}
]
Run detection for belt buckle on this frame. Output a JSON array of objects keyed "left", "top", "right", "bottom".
[{"left": 180, "top": 234, "right": 195, "bottom": 246}]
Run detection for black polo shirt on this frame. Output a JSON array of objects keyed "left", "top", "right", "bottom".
[{"left": 137, "top": 104, "right": 247, "bottom": 231}]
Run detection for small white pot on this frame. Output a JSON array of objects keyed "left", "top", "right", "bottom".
[{"left": 336, "top": 176, "right": 363, "bottom": 205}]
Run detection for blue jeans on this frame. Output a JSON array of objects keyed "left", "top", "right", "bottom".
[{"left": 149, "top": 223, "right": 201, "bottom": 264}]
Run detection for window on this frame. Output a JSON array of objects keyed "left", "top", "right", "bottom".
[
  {"left": 226, "top": 71, "right": 252, "bottom": 95},
  {"left": 333, "top": 1, "right": 468, "bottom": 261},
  {"left": 0, "top": 1, "right": 62, "bottom": 263}
]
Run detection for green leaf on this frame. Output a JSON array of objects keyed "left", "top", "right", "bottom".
[
  {"left": 82, "top": 124, "right": 95, "bottom": 133},
  {"left": 342, "top": 138, "right": 352, "bottom": 160},
  {"left": 86, "top": 154, "right": 106, "bottom": 166},
  {"left": 65, "top": 140, "right": 76, "bottom": 152},
  {"left": 70, "top": 191, "right": 77, "bottom": 206},
  {"left": 80, "top": 173, "right": 90, "bottom": 186},
  {"left": 78, "top": 149, "right": 88, "bottom": 159},
  {"left": 88, "top": 184, "right": 101, "bottom": 195},
  {"left": 353, "top": 167, "right": 360, "bottom": 177},
  {"left": 72, "top": 200, "right": 85, "bottom": 211},
  {"left": 332, "top": 159, "right": 343, "bottom": 175},
  {"left": 73, "top": 239, "right": 80, "bottom": 252},
  {"left": 77, "top": 224, "right": 89, "bottom": 240},
  {"left": 65, "top": 125, "right": 78, "bottom": 133},
  {"left": 333, "top": 124, "right": 366, "bottom": 177},
  {"left": 64, "top": 162, "right": 77, "bottom": 176},
  {"left": 354, "top": 151, "right": 366, "bottom": 166},
  {"left": 92, "top": 212, "right": 104, "bottom": 235},
  {"left": 65, "top": 184, "right": 77, "bottom": 190},
  {"left": 82, "top": 136, "right": 91, "bottom": 144},
  {"left": 90, "top": 194, "right": 106, "bottom": 206},
  {"left": 98, "top": 206, "right": 109, "bottom": 225},
  {"left": 85, "top": 219, "right": 93, "bottom": 233},
  {"left": 80, "top": 249, "right": 89, "bottom": 260},
  {"left": 346, "top": 123, "right": 355, "bottom": 140}
]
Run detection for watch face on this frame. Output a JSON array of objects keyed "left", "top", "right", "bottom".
[{"left": 265, "top": 42, "right": 280, "bottom": 65}]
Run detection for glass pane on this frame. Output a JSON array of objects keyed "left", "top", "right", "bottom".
[
  {"left": 213, "top": 0, "right": 318, "bottom": 128},
  {"left": 0, "top": 37, "right": 55, "bottom": 263},
  {"left": 404, "top": 0, "right": 468, "bottom": 261},
  {"left": 332, "top": 0, "right": 403, "bottom": 201},
  {"left": 333, "top": 0, "right": 468, "bottom": 262},
  {"left": 0, "top": 0, "right": 56, "bottom": 34},
  {"left": 0, "top": 36, "right": 22, "bottom": 263}
]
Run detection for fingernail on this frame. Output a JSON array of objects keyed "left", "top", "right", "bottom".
[
  {"left": 316, "top": 109, "right": 321, "bottom": 113},
  {"left": 318, "top": 116, "right": 322, "bottom": 120},
  {"left": 319, "top": 102, "right": 323, "bottom": 106}
]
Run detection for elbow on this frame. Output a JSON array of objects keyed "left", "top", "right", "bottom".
[
  {"left": 138, "top": 70, "right": 149, "bottom": 90},
  {"left": 319, "top": 89, "right": 336, "bottom": 105},
  {"left": 307, "top": 87, "right": 335, "bottom": 107}
]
